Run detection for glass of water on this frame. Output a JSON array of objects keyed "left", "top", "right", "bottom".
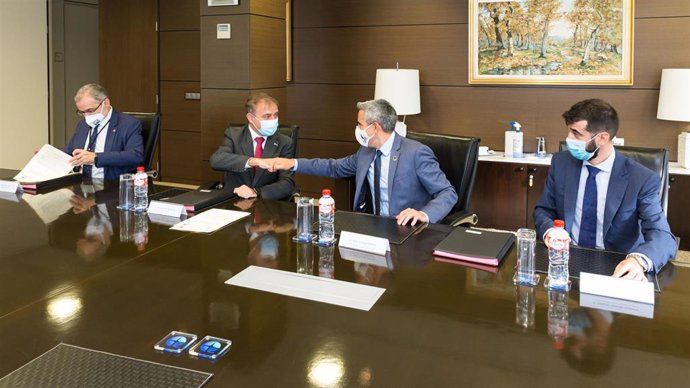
[
  {"left": 292, "top": 197, "right": 316, "bottom": 243},
  {"left": 513, "top": 228, "right": 540, "bottom": 286}
]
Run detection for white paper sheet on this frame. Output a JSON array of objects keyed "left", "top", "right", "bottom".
[
  {"left": 580, "top": 293, "right": 654, "bottom": 319},
  {"left": 13, "top": 144, "right": 74, "bottom": 183},
  {"left": 579, "top": 272, "right": 655, "bottom": 305},
  {"left": 226, "top": 266, "right": 385, "bottom": 311},
  {"left": 170, "top": 208, "right": 249, "bottom": 233},
  {"left": 22, "top": 189, "right": 74, "bottom": 224}
]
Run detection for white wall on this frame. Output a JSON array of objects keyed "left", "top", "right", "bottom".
[{"left": 0, "top": 0, "right": 49, "bottom": 169}]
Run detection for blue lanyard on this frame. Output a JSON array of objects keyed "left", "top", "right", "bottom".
[{"left": 86, "top": 119, "right": 109, "bottom": 151}]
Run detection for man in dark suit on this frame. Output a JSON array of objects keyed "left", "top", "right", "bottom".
[
  {"left": 264, "top": 99, "right": 457, "bottom": 225},
  {"left": 65, "top": 83, "right": 144, "bottom": 180},
  {"left": 534, "top": 99, "right": 675, "bottom": 280},
  {"left": 209, "top": 93, "right": 295, "bottom": 200}
]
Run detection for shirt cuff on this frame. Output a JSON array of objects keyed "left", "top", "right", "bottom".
[
  {"left": 420, "top": 211, "right": 430, "bottom": 223},
  {"left": 292, "top": 159, "right": 299, "bottom": 171},
  {"left": 542, "top": 227, "right": 554, "bottom": 241},
  {"left": 629, "top": 252, "right": 653, "bottom": 272},
  {"left": 244, "top": 157, "right": 252, "bottom": 169}
]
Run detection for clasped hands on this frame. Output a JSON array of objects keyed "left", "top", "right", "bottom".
[{"left": 69, "top": 149, "right": 96, "bottom": 166}]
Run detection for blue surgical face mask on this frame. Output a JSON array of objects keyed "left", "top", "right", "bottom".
[
  {"left": 255, "top": 117, "right": 279, "bottom": 137},
  {"left": 259, "top": 234, "right": 279, "bottom": 259},
  {"left": 566, "top": 133, "right": 600, "bottom": 161}
]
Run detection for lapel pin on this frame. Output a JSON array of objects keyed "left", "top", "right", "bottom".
[{"left": 392, "top": 156, "right": 398, "bottom": 161}]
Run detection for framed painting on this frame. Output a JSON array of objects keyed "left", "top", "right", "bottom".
[{"left": 469, "top": 0, "right": 634, "bottom": 85}]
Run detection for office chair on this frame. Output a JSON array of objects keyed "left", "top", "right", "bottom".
[
  {"left": 407, "top": 131, "right": 481, "bottom": 226},
  {"left": 124, "top": 112, "right": 161, "bottom": 172},
  {"left": 559, "top": 142, "right": 670, "bottom": 214}
]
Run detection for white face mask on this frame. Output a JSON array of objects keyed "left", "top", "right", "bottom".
[
  {"left": 84, "top": 103, "right": 105, "bottom": 128},
  {"left": 355, "top": 124, "right": 374, "bottom": 147}
]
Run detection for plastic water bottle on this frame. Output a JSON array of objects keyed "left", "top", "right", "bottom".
[
  {"left": 133, "top": 166, "right": 148, "bottom": 212},
  {"left": 318, "top": 189, "right": 335, "bottom": 244},
  {"left": 546, "top": 219, "right": 570, "bottom": 290}
]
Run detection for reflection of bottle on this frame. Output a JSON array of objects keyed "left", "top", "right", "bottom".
[
  {"left": 296, "top": 242, "right": 313, "bottom": 275},
  {"left": 318, "top": 245, "right": 335, "bottom": 278},
  {"left": 515, "top": 285, "right": 535, "bottom": 330},
  {"left": 133, "top": 212, "right": 149, "bottom": 252},
  {"left": 547, "top": 290, "right": 569, "bottom": 349}
]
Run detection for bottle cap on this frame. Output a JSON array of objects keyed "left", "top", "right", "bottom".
[
  {"left": 137, "top": 166, "right": 145, "bottom": 172},
  {"left": 554, "top": 219, "right": 565, "bottom": 228},
  {"left": 322, "top": 189, "right": 331, "bottom": 196}
]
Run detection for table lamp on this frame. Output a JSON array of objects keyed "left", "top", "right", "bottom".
[
  {"left": 374, "top": 66, "right": 420, "bottom": 137},
  {"left": 657, "top": 68, "right": 690, "bottom": 168}
]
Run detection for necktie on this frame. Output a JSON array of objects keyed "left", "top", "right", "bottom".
[
  {"left": 374, "top": 150, "right": 382, "bottom": 216},
  {"left": 253, "top": 137, "right": 264, "bottom": 173},
  {"left": 579, "top": 165, "right": 600, "bottom": 248},
  {"left": 82, "top": 124, "right": 99, "bottom": 178}
]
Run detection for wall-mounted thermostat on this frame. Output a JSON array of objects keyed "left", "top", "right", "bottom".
[{"left": 217, "top": 24, "right": 231, "bottom": 39}]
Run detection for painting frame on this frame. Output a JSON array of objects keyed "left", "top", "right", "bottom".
[{"left": 469, "top": 0, "right": 635, "bottom": 85}]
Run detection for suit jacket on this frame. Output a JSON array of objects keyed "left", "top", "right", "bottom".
[
  {"left": 64, "top": 109, "right": 144, "bottom": 180},
  {"left": 209, "top": 125, "right": 295, "bottom": 200},
  {"left": 297, "top": 135, "right": 457, "bottom": 224},
  {"left": 534, "top": 151, "right": 676, "bottom": 271}
]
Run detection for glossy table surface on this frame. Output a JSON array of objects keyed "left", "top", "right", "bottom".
[{"left": 1, "top": 171, "right": 690, "bottom": 387}]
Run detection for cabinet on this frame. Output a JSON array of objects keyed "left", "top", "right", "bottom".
[{"left": 471, "top": 162, "right": 548, "bottom": 231}]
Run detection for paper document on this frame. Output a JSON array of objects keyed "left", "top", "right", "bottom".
[
  {"left": 580, "top": 293, "right": 654, "bottom": 319},
  {"left": 13, "top": 144, "right": 74, "bottom": 183},
  {"left": 170, "top": 208, "right": 249, "bottom": 233},
  {"left": 22, "top": 189, "right": 74, "bottom": 224},
  {"left": 579, "top": 272, "right": 655, "bottom": 304},
  {"left": 226, "top": 266, "right": 385, "bottom": 311}
]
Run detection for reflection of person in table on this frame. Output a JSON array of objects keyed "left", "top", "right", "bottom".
[
  {"left": 561, "top": 308, "right": 614, "bottom": 375},
  {"left": 236, "top": 199, "right": 295, "bottom": 269}
]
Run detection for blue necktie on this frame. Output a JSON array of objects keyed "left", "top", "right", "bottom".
[
  {"left": 373, "top": 150, "right": 382, "bottom": 216},
  {"left": 579, "top": 165, "right": 600, "bottom": 248},
  {"left": 82, "top": 124, "right": 99, "bottom": 178}
]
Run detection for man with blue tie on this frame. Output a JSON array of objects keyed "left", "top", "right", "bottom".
[
  {"left": 263, "top": 99, "right": 457, "bottom": 225},
  {"left": 534, "top": 99, "right": 675, "bottom": 281},
  {"left": 65, "top": 84, "right": 144, "bottom": 180}
]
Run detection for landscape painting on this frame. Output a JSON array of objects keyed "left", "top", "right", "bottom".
[{"left": 469, "top": 0, "right": 634, "bottom": 85}]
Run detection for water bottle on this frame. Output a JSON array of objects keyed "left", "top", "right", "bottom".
[
  {"left": 133, "top": 166, "right": 148, "bottom": 212},
  {"left": 546, "top": 219, "right": 570, "bottom": 290},
  {"left": 318, "top": 189, "right": 335, "bottom": 244}
]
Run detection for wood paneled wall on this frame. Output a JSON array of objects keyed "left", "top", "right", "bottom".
[
  {"left": 200, "top": 0, "right": 287, "bottom": 183},
  {"left": 159, "top": 0, "right": 201, "bottom": 183},
  {"left": 286, "top": 1, "right": 690, "bottom": 199}
]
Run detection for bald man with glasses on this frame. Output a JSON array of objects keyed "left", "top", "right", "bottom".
[{"left": 65, "top": 83, "right": 144, "bottom": 180}]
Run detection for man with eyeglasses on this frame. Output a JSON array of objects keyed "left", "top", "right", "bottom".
[
  {"left": 64, "top": 83, "right": 144, "bottom": 180},
  {"left": 209, "top": 93, "right": 295, "bottom": 200}
]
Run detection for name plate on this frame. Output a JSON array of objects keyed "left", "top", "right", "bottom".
[
  {"left": 580, "top": 272, "right": 654, "bottom": 305},
  {"left": 148, "top": 200, "right": 187, "bottom": 217},
  {"left": 0, "top": 180, "right": 20, "bottom": 193},
  {"left": 339, "top": 231, "right": 390, "bottom": 256}
]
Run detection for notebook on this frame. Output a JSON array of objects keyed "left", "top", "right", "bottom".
[
  {"left": 433, "top": 227, "right": 515, "bottom": 266},
  {"left": 161, "top": 187, "right": 236, "bottom": 213},
  {"left": 313, "top": 211, "right": 425, "bottom": 245}
]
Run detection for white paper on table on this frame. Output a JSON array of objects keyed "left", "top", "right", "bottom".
[
  {"left": 339, "top": 230, "right": 390, "bottom": 256},
  {"left": 170, "top": 208, "right": 249, "bottom": 233},
  {"left": 579, "top": 272, "right": 655, "bottom": 305},
  {"left": 580, "top": 293, "right": 654, "bottom": 319},
  {"left": 13, "top": 144, "right": 74, "bottom": 183},
  {"left": 226, "top": 265, "right": 385, "bottom": 311},
  {"left": 22, "top": 188, "right": 74, "bottom": 224}
]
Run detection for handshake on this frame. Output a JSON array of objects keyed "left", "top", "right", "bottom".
[{"left": 248, "top": 157, "right": 295, "bottom": 173}]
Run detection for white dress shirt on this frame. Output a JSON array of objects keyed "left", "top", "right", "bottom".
[
  {"left": 83, "top": 107, "right": 113, "bottom": 179},
  {"left": 244, "top": 129, "right": 266, "bottom": 169}
]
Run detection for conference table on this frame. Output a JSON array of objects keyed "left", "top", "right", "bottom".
[{"left": 1, "top": 170, "right": 689, "bottom": 387}]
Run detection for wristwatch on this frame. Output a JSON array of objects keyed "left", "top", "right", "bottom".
[{"left": 94, "top": 155, "right": 99, "bottom": 167}]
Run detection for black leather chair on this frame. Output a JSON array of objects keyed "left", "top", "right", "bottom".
[
  {"left": 407, "top": 131, "right": 481, "bottom": 226},
  {"left": 124, "top": 112, "right": 161, "bottom": 171},
  {"left": 558, "top": 142, "right": 670, "bottom": 213}
]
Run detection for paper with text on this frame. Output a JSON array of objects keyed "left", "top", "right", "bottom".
[
  {"left": 226, "top": 266, "right": 385, "bottom": 311},
  {"left": 170, "top": 208, "right": 249, "bottom": 233},
  {"left": 339, "top": 231, "right": 390, "bottom": 256},
  {"left": 580, "top": 272, "right": 654, "bottom": 305},
  {"left": 13, "top": 144, "right": 74, "bottom": 183}
]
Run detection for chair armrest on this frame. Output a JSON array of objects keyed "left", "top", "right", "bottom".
[{"left": 441, "top": 210, "right": 479, "bottom": 227}]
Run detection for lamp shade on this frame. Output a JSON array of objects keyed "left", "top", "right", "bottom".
[
  {"left": 374, "top": 69, "right": 420, "bottom": 115},
  {"left": 657, "top": 69, "right": 690, "bottom": 122}
]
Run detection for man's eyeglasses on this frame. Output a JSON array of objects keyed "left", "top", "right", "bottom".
[{"left": 76, "top": 101, "right": 103, "bottom": 116}]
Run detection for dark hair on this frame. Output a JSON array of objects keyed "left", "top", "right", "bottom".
[
  {"left": 562, "top": 99, "right": 619, "bottom": 138},
  {"left": 245, "top": 93, "right": 279, "bottom": 114}
]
